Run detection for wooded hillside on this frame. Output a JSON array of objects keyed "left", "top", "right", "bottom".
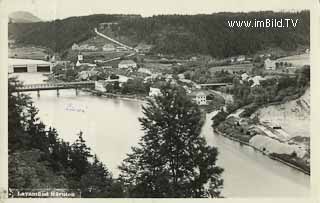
[{"left": 9, "top": 11, "right": 309, "bottom": 57}]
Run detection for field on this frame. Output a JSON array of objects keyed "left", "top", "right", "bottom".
[
  {"left": 76, "top": 35, "right": 118, "bottom": 49},
  {"left": 209, "top": 63, "right": 254, "bottom": 73},
  {"left": 254, "top": 88, "right": 310, "bottom": 138},
  {"left": 9, "top": 46, "right": 49, "bottom": 60},
  {"left": 276, "top": 53, "right": 310, "bottom": 67}
]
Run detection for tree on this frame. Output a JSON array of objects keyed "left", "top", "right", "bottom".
[
  {"left": 69, "top": 131, "right": 93, "bottom": 181},
  {"left": 80, "top": 155, "right": 114, "bottom": 197},
  {"left": 119, "top": 85, "right": 223, "bottom": 197}
]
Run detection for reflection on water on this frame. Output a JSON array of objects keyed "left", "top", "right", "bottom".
[{"left": 14, "top": 73, "right": 310, "bottom": 197}]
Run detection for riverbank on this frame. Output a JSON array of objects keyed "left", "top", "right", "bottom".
[
  {"left": 213, "top": 128, "right": 310, "bottom": 175},
  {"left": 82, "top": 88, "right": 147, "bottom": 102}
]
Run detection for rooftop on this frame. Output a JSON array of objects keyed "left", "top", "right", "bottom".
[{"left": 8, "top": 58, "right": 52, "bottom": 66}]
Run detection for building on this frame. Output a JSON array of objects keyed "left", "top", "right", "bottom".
[
  {"left": 248, "top": 75, "right": 265, "bottom": 87},
  {"left": 189, "top": 91, "right": 208, "bottom": 105},
  {"left": 236, "top": 55, "right": 246, "bottom": 62},
  {"left": 8, "top": 58, "right": 52, "bottom": 73},
  {"left": 195, "top": 92, "right": 207, "bottom": 105},
  {"left": 264, "top": 58, "right": 276, "bottom": 70},
  {"left": 98, "top": 22, "right": 118, "bottom": 30},
  {"left": 95, "top": 81, "right": 107, "bottom": 92},
  {"left": 102, "top": 43, "right": 116, "bottom": 52},
  {"left": 118, "top": 60, "right": 137, "bottom": 69},
  {"left": 118, "top": 75, "right": 130, "bottom": 83},
  {"left": 241, "top": 73, "right": 249, "bottom": 80},
  {"left": 285, "top": 66, "right": 297, "bottom": 74},
  {"left": 138, "top": 68, "right": 152, "bottom": 75},
  {"left": 149, "top": 87, "right": 162, "bottom": 97},
  {"left": 78, "top": 70, "right": 98, "bottom": 80}
]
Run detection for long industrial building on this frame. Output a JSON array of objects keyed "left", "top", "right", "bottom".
[{"left": 8, "top": 58, "right": 53, "bottom": 73}]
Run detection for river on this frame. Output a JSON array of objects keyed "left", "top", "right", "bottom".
[{"left": 12, "top": 73, "right": 310, "bottom": 197}]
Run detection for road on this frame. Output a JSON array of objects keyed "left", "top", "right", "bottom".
[
  {"left": 93, "top": 28, "right": 137, "bottom": 63},
  {"left": 94, "top": 28, "right": 134, "bottom": 51}
]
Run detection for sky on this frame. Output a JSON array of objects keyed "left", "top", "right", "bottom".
[{"left": 3, "top": 0, "right": 313, "bottom": 21}]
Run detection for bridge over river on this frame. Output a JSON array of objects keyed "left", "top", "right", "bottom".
[{"left": 14, "top": 81, "right": 95, "bottom": 96}]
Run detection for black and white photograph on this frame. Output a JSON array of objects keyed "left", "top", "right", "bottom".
[{"left": 1, "top": 0, "right": 314, "bottom": 199}]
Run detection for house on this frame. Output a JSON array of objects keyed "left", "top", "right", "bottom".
[
  {"left": 264, "top": 58, "right": 276, "bottom": 70},
  {"left": 248, "top": 75, "right": 265, "bottom": 87},
  {"left": 95, "top": 81, "right": 107, "bottom": 92},
  {"left": 189, "top": 91, "right": 208, "bottom": 105},
  {"left": 241, "top": 73, "right": 249, "bottom": 80},
  {"left": 72, "top": 43, "right": 80, "bottom": 50},
  {"left": 138, "top": 68, "right": 152, "bottom": 75},
  {"left": 236, "top": 55, "right": 246, "bottom": 62},
  {"left": 78, "top": 70, "right": 98, "bottom": 80},
  {"left": 118, "top": 60, "right": 137, "bottom": 69},
  {"left": 285, "top": 66, "right": 297, "bottom": 74},
  {"left": 76, "top": 60, "right": 82, "bottom": 67},
  {"left": 101, "top": 66, "right": 113, "bottom": 69},
  {"left": 118, "top": 75, "right": 130, "bottom": 83},
  {"left": 102, "top": 43, "right": 115, "bottom": 52},
  {"left": 8, "top": 58, "right": 52, "bottom": 73},
  {"left": 149, "top": 87, "right": 162, "bottom": 97},
  {"left": 178, "top": 74, "right": 185, "bottom": 79},
  {"left": 195, "top": 92, "right": 207, "bottom": 105},
  {"left": 99, "top": 22, "right": 118, "bottom": 30}
]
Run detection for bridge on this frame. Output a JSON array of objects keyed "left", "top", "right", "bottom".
[
  {"left": 14, "top": 81, "right": 95, "bottom": 97},
  {"left": 199, "top": 83, "right": 232, "bottom": 88}
]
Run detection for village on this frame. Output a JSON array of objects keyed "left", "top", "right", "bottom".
[{"left": 8, "top": 21, "right": 310, "bottom": 107}]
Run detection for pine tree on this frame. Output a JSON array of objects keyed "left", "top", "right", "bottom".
[
  {"left": 69, "top": 131, "right": 93, "bottom": 182},
  {"left": 119, "top": 85, "right": 223, "bottom": 197}
]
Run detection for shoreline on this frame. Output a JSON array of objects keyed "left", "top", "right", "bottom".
[
  {"left": 82, "top": 89, "right": 147, "bottom": 102},
  {"left": 76, "top": 85, "right": 310, "bottom": 176},
  {"left": 213, "top": 129, "right": 310, "bottom": 176}
]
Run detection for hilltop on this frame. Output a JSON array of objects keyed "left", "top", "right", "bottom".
[{"left": 9, "top": 11, "right": 42, "bottom": 23}]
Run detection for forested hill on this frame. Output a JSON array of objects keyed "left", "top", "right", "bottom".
[
  {"left": 8, "top": 14, "right": 141, "bottom": 52},
  {"left": 9, "top": 11, "right": 309, "bottom": 57}
]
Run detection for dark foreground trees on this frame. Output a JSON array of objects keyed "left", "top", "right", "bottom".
[
  {"left": 119, "top": 85, "right": 223, "bottom": 197},
  {"left": 8, "top": 77, "right": 123, "bottom": 197}
]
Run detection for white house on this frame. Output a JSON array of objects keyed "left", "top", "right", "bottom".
[
  {"left": 149, "top": 87, "right": 162, "bottom": 97},
  {"left": 118, "top": 75, "right": 130, "bottom": 83},
  {"left": 95, "top": 81, "right": 107, "bottom": 92},
  {"left": 72, "top": 43, "right": 80, "bottom": 50},
  {"left": 189, "top": 91, "right": 208, "bottom": 105},
  {"left": 264, "top": 58, "right": 276, "bottom": 70},
  {"left": 248, "top": 75, "right": 265, "bottom": 87},
  {"left": 241, "top": 73, "right": 249, "bottom": 80},
  {"left": 118, "top": 60, "right": 137, "bottom": 69},
  {"left": 195, "top": 92, "right": 207, "bottom": 105},
  {"left": 138, "top": 68, "right": 152, "bottom": 75},
  {"left": 8, "top": 58, "right": 52, "bottom": 73},
  {"left": 236, "top": 55, "right": 246, "bottom": 62}
]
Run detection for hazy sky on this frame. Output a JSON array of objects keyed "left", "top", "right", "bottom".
[{"left": 4, "top": 0, "right": 313, "bottom": 21}]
